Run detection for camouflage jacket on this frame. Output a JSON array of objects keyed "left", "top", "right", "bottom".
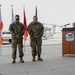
[
  {"left": 9, "top": 22, "right": 25, "bottom": 39},
  {"left": 28, "top": 22, "right": 44, "bottom": 39}
]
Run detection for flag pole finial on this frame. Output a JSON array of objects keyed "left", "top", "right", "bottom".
[
  {"left": 0, "top": 5, "right": 1, "bottom": 8},
  {"left": 11, "top": 5, "right": 13, "bottom": 8},
  {"left": 11, "top": 5, "right": 13, "bottom": 7}
]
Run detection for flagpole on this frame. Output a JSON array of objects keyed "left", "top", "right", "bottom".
[
  {"left": 11, "top": 5, "right": 14, "bottom": 23},
  {"left": 23, "top": 6, "right": 26, "bottom": 54},
  {"left": 0, "top": 5, "right": 1, "bottom": 9},
  {"left": 23, "top": 5, "right": 28, "bottom": 54},
  {"left": 35, "top": 6, "right": 37, "bottom": 17},
  {"left": 0, "top": 4, "right": 2, "bottom": 56},
  {"left": 0, "top": 44, "right": 2, "bottom": 55},
  {"left": 24, "top": 6, "right": 25, "bottom": 54},
  {"left": 11, "top": 5, "right": 13, "bottom": 7},
  {"left": 11, "top": 5, "right": 13, "bottom": 11}
]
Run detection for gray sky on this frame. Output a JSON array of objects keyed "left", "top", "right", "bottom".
[{"left": 0, "top": 0, "right": 75, "bottom": 30}]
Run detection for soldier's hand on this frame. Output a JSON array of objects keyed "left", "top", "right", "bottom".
[
  {"left": 16, "top": 34, "right": 21, "bottom": 38},
  {"left": 34, "top": 35, "right": 40, "bottom": 38}
]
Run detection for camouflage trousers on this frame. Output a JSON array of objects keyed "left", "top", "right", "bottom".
[
  {"left": 30, "top": 38, "right": 42, "bottom": 56},
  {"left": 11, "top": 39, "right": 24, "bottom": 59}
]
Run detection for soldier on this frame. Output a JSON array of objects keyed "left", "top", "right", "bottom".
[
  {"left": 72, "top": 22, "right": 75, "bottom": 28},
  {"left": 28, "top": 16, "right": 44, "bottom": 61},
  {"left": 9, "top": 15, "right": 25, "bottom": 63}
]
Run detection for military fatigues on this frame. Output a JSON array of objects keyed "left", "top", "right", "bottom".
[
  {"left": 28, "top": 22, "right": 44, "bottom": 56},
  {"left": 9, "top": 22, "right": 25, "bottom": 59}
]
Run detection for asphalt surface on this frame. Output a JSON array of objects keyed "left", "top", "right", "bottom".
[{"left": 0, "top": 32, "right": 75, "bottom": 75}]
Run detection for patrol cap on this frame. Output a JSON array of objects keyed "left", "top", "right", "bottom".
[{"left": 15, "top": 15, "right": 19, "bottom": 17}]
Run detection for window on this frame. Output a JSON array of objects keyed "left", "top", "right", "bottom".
[{"left": 3, "top": 32, "right": 10, "bottom": 34}]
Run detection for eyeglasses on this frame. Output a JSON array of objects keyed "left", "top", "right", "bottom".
[{"left": 16, "top": 19, "right": 19, "bottom": 20}]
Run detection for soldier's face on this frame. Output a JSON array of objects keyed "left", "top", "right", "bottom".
[
  {"left": 73, "top": 24, "right": 75, "bottom": 28},
  {"left": 15, "top": 17, "right": 20, "bottom": 23},
  {"left": 33, "top": 17, "right": 38, "bottom": 23},
  {"left": 72, "top": 23, "right": 75, "bottom": 28}
]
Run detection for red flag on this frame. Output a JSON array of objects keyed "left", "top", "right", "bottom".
[
  {"left": 0, "top": 5, "right": 3, "bottom": 45},
  {"left": 23, "top": 6, "right": 28, "bottom": 40},
  {"left": 0, "top": 5, "right": 3, "bottom": 30},
  {"left": 0, "top": 37, "right": 3, "bottom": 45}
]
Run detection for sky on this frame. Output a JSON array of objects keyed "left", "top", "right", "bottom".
[{"left": 0, "top": 0, "right": 75, "bottom": 31}]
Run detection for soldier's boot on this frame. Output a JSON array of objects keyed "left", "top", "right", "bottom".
[
  {"left": 12, "top": 58, "right": 16, "bottom": 63},
  {"left": 38, "top": 55, "right": 43, "bottom": 61},
  {"left": 20, "top": 57, "right": 24, "bottom": 63},
  {"left": 32, "top": 56, "right": 35, "bottom": 61}
]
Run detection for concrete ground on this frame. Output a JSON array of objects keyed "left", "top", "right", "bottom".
[{"left": 0, "top": 32, "right": 75, "bottom": 75}]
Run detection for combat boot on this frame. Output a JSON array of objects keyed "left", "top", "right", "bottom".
[
  {"left": 12, "top": 58, "right": 16, "bottom": 63},
  {"left": 32, "top": 55, "right": 35, "bottom": 61},
  {"left": 20, "top": 57, "right": 24, "bottom": 63},
  {"left": 38, "top": 55, "right": 43, "bottom": 61}
]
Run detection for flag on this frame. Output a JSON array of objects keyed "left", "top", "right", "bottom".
[
  {"left": 0, "top": 5, "right": 3, "bottom": 45},
  {"left": 0, "top": 5, "right": 3, "bottom": 30},
  {"left": 11, "top": 5, "right": 14, "bottom": 22},
  {"left": 0, "top": 31, "right": 3, "bottom": 45},
  {"left": 23, "top": 6, "right": 28, "bottom": 40}
]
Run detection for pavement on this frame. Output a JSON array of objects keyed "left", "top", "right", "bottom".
[{"left": 0, "top": 32, "right": 75, "bottom": 75}]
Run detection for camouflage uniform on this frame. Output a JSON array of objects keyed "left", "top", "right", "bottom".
[
  {"left": 28, "top": 22, "right": 44, "bottom": 56},
  {"left": 9, "top": 22, "right": 25, "bottom": 59}
]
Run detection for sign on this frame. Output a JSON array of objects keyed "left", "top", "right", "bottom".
[{"left": 65, "top": 32, "right": 75, "bottom": 42}]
